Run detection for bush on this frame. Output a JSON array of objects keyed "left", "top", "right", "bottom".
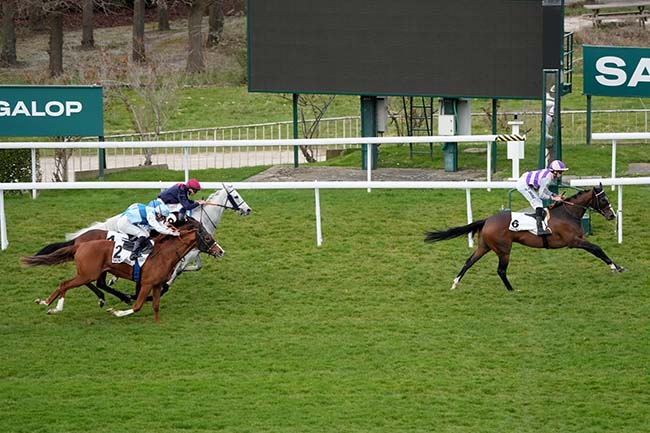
[{"left": 0, "top": 149, "right": 37, "bottom": 185}]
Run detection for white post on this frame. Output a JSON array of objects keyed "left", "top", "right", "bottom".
[
  {"left": 183, "top": 146, "right": 190, "bottom": 182},
  {"left": 0, "top": 191, "right": 7, "bottom": 250},
  {"left": 507, "top": 120, "right": 524, "bottom": 180},
  {"left": 486, "top": 141, "right": 491, "bottom": 191},
  {"left": 611, "top": 139, "right": 616, "bottom": 191},
  {"left": 466, "top": 185, "right": 474, "bottom": 248},
  {"left": 366, "top": 144, "right": 372, "bottom": 193},
  {"left": 617, "top": 185, "right": 623, "bottom": 244},
  {"left": 31, "top": 148, "right": 37, "bottom": 199},
  {"left": 314, "top": 184, "right": 323, "bottom": 247}
]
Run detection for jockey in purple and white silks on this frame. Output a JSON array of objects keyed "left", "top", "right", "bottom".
[
  {"left": 116, "top": 201, "right": 179, "bottom": 260},
  {"left": 516, "top": 159, "right": 568, "bottom": 235}
]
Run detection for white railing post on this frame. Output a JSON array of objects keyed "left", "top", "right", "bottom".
[
  {"left": 611, "top": 139, "right": 616, "bottom": 191},
  {"left": 486, "top": 141, "right": 491, "bottom": 191},
  {"left": 617, "top": 185, "right": 623, "bottom": 244},
  {"left": 0, "top": 191, "right": 7, "bottom": 250},
  {"left": 466, "top": 184, "right": 474, "bottom": 248},
  {"left": 31, "top": 148, "right": 37, "bottom": 199},
  {"left": 183, "top": 146, "right": 189, "bottom": 182},
  {"left": 314, "top": 183, "right": 322, "bottom": 247}
]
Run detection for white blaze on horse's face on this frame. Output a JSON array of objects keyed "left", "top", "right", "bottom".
[{"left": 224, "top": 184, "right": 252, "bottom": 216}]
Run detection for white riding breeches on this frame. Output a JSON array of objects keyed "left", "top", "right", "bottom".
[
  {"left": 116, "top": 216, "right": 150, "bottom": 238},
  {"left": 516, "top": 180, "right": 543, "bottom": 209}
]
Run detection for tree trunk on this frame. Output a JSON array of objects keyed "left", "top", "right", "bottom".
[
  {"left": 133, "top": 0, "right": 146, "bottom": 63},
  {"left": 1, "top": 0, "right": 17, "bottom": 66},
  {"left": 186, "top": 0, "right": 206, "bottom": 73},
  {"left": 81, "top": 0, "right": 94, "bottom": 49},
  {"left": 157, "top": 0, "right": 170, "bottom": 31},
  {"left": 206, "top": 0, "right": 224, "bottom": 48},
  {"left": 48, "top": 12, "right": 64, "bottom": 77},
  {"left": 29, "top": 4, "right": 47, "bottom": 32}
]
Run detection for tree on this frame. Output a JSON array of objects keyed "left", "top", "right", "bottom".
[
  {"left": 81, "top": 0, "right": 94, "bottom": 49},
  {"left": 157, "top": 0, "right": 170, "bottom": 31},
  {"left": 206, "top": 0, "right": 223, "bottom": 48},
  {"left": 133, "top": 0, "right": 146, "bottom": 63},
  {"left": 1, "top": 0, "right": 17, "bottom": 66},
  {"left": 280, "top": 94, "right": 335, "bottom": 163},
  {"left": 48, "top": 10, "right": 64, "bottom": 77},
  {"left": 186, "top": 0, "right": 207, "bottom": 73},
  {"left": 109, "top": 60, "right": 182, "bottom": 165}
]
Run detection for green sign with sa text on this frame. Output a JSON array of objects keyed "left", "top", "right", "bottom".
[
  {"left": 0, "top": 85, "right": 103, "bottom": 137},
  {"left": 583, "top": 45, "right": 650, "bottom": 97}
]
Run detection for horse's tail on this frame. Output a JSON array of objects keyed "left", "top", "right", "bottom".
[
  {"left": 424, "top": 219, "right": 487, "bottom": 243},
  {"left": 35, "top": 239, "right": 74, "bottom": 256},
  {"left": 21, "top": 245, "right": 78, "bottom": 267},
  {"left": 65, "top": 214, "right": 120, "bottom": 240}
]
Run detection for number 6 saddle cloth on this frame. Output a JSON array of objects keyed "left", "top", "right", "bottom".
[{"left": 508, "top": 212, "right": 551, "bottom": 235}]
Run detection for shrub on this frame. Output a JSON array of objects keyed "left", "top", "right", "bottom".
[{"left": 0, "top": 149, "right": 37, "bottom": 185}]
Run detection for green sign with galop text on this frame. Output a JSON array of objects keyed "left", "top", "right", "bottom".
[
  {"left": 0, "top": 85, "right": 103, "bottom": 137},
  {"left": 583, "top": 45, "right": 650, "bottom": 97}
]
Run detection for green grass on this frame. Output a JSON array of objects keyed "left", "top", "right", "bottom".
[{"left": 1, "top": 156, "right": 649, "bottom": 433}]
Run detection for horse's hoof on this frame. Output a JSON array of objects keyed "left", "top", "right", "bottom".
[
  {"left": 106, "top": 307, "right": 115, "bottom": 314},
  {"left": 46, "top": 309, "right": 56, "bottom": 315},
  {"left": 34, "top": 298, "right": 41, "bottom": 304},
  {"left": 618, "top": 267, "right": 627, "bottom": 273},
  {"left": 98, "top": 299, "right": 105, "bottom": 309}
]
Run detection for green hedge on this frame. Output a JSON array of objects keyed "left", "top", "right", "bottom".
[{"left": 0, "top": 149, "right": 36, "bottom": 184}]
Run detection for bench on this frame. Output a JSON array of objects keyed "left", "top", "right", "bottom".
[{"left": 584, "top": 1, "right": 650, "bottom": 27}]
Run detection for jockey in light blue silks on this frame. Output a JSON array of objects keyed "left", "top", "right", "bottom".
[
  {"left": 516, "top": 159, "right": 568, "bottom": 235},
  {"left": 116, "top": 200, "right": 180, "bottom": 260}
]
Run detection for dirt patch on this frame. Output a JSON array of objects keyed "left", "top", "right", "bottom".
[{"left": 245, "top": 165, "right": 487, "bottom": 182}]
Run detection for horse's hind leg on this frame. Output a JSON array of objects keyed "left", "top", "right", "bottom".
[
  {"left": 496, "top": 253, "right": 514, "bottom": 291},
  {"left": 95, "top": 272, "right": 134, "bottom": 305},
  {"left": 85, "top": 283, "right": 106, "bottom": 308},
  {"left": 451, "top": 245, "right": 490, "bottom": 290},
  {"left": 35, "top": 275, "right": 91, "bottom": 315}
]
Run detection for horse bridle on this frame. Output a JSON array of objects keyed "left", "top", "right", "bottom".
[
  {"left": 195, "top": 225, "right": 220, "bottom": 255},
  {"left": 196, "top": 188, "right": 241, "bottom": 233},
  {"left": 563, "top": 188, "right": 613, "bottom": 217}
]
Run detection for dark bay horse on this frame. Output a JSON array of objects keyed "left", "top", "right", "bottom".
[
  {"left": 23, "top": 220, "right": 224, "bottom": 323},
  {"left": 424, "top": 184, "right": 626, "bottom": 291}
]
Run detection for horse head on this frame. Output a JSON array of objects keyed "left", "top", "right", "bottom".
[
  {"left": 591, "top": 183, "right": 616, "bottom": 221},
  {"left": 179, "top": 219, "right": 224, "bottom": 259},
  {"left": 220, "top": 183, "right": 252, "bottom": 216}
]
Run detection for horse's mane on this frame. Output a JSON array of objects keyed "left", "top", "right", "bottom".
[{"left": 566, "top": 189, "right": 589, "bottom": 202}]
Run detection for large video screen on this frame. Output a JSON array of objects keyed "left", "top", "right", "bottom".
[{"left": 248, "top": 0, "right": 559, "bottom": 99}]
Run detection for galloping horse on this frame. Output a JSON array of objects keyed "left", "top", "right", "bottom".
[
  {"left": 32, "top": 184, "right": 251, "bottom": 305},
  {"left": 424, "top": 184, "right": 626, "bottom": 291},
  {"left": 23, "top": 219, "right": 224, "bottom": 323}
]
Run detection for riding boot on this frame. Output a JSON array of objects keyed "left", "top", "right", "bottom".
[
  {"left": 535, "top": 207, "right": 551, "bottom": 236},
  {"left": 129, "top": 236, "right": 149, "bottom": 260}
]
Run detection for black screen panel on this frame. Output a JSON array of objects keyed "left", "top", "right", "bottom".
[{"left": 249, "top": 0, "right": 554, "bottom": 99}]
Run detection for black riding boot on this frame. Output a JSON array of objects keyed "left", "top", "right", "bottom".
[
  {"left": 129, "top": 236, "right": 149, "bottom": 260},
  {"left": 535, "top": 207, "right": 551, "bottom": 236}
]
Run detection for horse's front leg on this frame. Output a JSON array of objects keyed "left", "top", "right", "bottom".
[{"left": 571, "top": 239, "right": 626, "bottom": 272}]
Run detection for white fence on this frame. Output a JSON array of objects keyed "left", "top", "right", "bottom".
[
  {"left": 1, "top": 134, "right": 515, "bottom": 250},
  {"left": 45, "top": 108, "right": 649, "bottom": 183},
  {"left": 2, "top": 133, "right": 647, "bottom": 251},
  {"left": 582, "top": 131, "right": 650, "bottom": 243}
]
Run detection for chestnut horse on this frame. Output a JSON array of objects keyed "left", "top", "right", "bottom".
[
  {"left": 32, "top": 185, "right": 251, "bottom": 306},
  {"left": 424, "top": 184, "right": 626, "bottom": 291},
  {"left": 23, "top": 220, "right": 224, "bottom": 322}
]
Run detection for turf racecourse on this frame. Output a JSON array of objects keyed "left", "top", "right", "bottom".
[{"left": 1, "top": 174, "right": 649, "bottom": 432}]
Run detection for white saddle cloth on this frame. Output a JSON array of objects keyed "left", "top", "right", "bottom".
[
  {"left": 509, "top": 212, "right": 550, "bottom": 235},
  {"left": 106, "top": 231, "right": 153, "bottom": 266}
]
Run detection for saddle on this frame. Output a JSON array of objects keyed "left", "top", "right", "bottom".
[
  {"left": 105, "top": 231, "right": 154, "bottom": 266},
  {"left": 509, "top": 212, "right": 551, "bottom": 236}
]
